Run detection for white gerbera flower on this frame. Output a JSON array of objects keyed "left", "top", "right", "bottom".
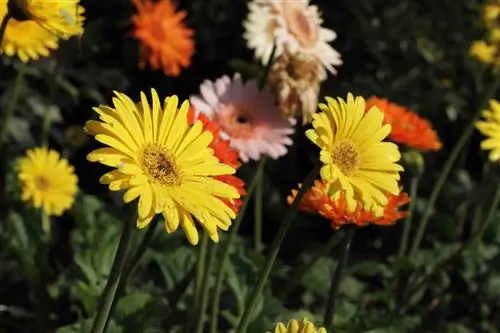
[{"left": 244, "top": 0, "right": 342, "bottom": 74}]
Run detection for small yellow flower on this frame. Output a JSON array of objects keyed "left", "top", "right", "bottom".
[
  {"left": 17, "top": 147, "right": 78, "bottom": 216},
  {"left": 470, "top": 40, "right": 497, "bottom": 65},
  {"left": 306, "top": 94, "right": 404, "bottom": 216},
  {"left": 85, "top": 89, "right": 240, "bottom": 245},
  {"left": 268, "top": 318, "right": 327, "bottom": 333},
  {"left": 476, "top": 99, "right": 500, "bottom": 162},
  {"left": 484, "top": 2, "right": 500, "bottom": 29},
  {"left": 0, "top": 0, "right": 85, "bottom": 62}
]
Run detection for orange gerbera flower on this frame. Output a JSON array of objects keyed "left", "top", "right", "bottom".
[
  {"left": 188, "top": 107, "right": 246, "bottom": 213},
  {"left": 288, "top": 180, "right": 410, "bottom": 229},
  {"left": 131, "top": 0, "right": 195, "bottom": 76},
  {"left": 366, "top": 97, "right": 442, "bottom": 152}
]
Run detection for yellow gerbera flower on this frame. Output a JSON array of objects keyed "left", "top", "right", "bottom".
[
  {"left": 476, "top": 99, "right": 500, "bottom": 162},
  {"left": 17, "top": 147, "right": 78, "bottom": 216},
  {"left": 268, "top": 318, "right": 327, "bottom": 333},
  {"left": 85, "top": 89, "right": 240, "bottom": 245},
  {"left": 306, "top": 93, "right": 404, "bottom": 216},
  {"left": 0, "top": 0, "right": 85, "bottom": 62}
]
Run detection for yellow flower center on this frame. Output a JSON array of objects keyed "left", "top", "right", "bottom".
[
  {"left": 141, "top": 145, "right": 181, "bottom": 186},
  {"left": 34, "top": 175, "right": 50, "bottom": 191},
  {"left": 331, "top": 140, "right": 360, "bottom": 175}
]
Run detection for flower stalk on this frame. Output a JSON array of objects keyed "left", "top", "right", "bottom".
[
  {"left": 323, "top": 227, "right": 355, "bottom": 329},
  {"left": 409, "top": 75, "right": 500, "bottom": 256},
  {"left": 209, "top": 158, "right": 266, "bottom": 333},
  {"left": 195, "top": 240, "right": 216, "bottom": 333},
  {"left": 103, "top": 219, "right": 159, "bottom": 332},
  {"left": 253, "top": 42, "right": 276, "bottom": 252},
  {"left": 235, "top": 163, "right": 320, "bottom": 333},
  {"left": 90, "top": 214, "right": 135, "bottom": 333},
  {"left": 397, "top": 176, "right": 419, "bottom": 258}
]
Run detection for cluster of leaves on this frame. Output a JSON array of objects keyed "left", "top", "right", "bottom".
[{"left": 2, "top": 0, "right": 500, "bottom": 332}]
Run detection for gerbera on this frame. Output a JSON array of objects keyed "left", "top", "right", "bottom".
[
  {"left": 17, "top": 147, "right": 78, "bottom": 216},
  {"left": 306, "top": 94, "right": 404, "bottom": 216},
  {"left": 189, "top": 73, "right": 296, "bottom": 162},
  {"left": 85, "top": 89, "right": 240, "bottom": 245},
  {"left": 268, "top": 50, "right": 325, "bottom": 123},
  {"left": 268, "top": 318, "right": 327, "bottom": 333},
  {"left": 0, "top": 0, "right": 85, "bottom": 62},
  {"left": 475, "top": 98, "right": 500, "bottom": 162},
  {"left": 131, "top": 0, "right": 194, "bottom": 77},
  {"left": 187, "top": 106, "right": 246, "bottom": 213},
  {"left": 365, "top": 97, "right": 442, "bottom": 152},
  {"left": 288, "top": 180, "right": 409, "bottom": 229},
  {"left": 470, "top": 40, "right": 497, "bottom": 65},
  {"left": 244, "top": 0, "right": 342, "bottom": 74}
]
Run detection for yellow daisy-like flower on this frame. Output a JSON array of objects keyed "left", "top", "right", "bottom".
[
  {"left": 17, "top": 147, "right": 78, "bottom": 216},
  {"left": 470, "top": 40, "right": 497, "bottom": 65},
  {"left": 306, "top": 93, "right": 404, "bottom": 216},
  {"left": 85, "top": 89, "right": 240, "bottom": 245},
  {"left": 268, "top": 318, "right": 327, "bottom": 333},
  {"left": 0, "top": 0, "right": 85, "bottom": 62},
  {"left": 475, "top": 99, "right": 500, "bottom": 162}
]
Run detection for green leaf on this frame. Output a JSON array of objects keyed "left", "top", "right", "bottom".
[{"left": 115, "top": 292, "right": 153, "bottom": 320}]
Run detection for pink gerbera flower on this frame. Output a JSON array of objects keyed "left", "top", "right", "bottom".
[{"left": 190, "top": 73, "right": 296, "bottom": 162}]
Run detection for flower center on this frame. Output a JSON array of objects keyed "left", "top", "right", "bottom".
[
  {"left": 141, "top": 145, "right": 181, "bottom": 186},
  {"left": 213, "top": 104, "right": 255, "bottom": 139},
  {"left": 34, "top": 175, "right": 50, "bottom": 191},
  {"left": 282, "top": 2, "right": 320, "bottom": 49},
  {"left": 331, "top": 140, "right": 360, "bottom": 175}
]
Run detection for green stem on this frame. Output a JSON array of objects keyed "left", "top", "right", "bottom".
[
  {"left": 323, "top": 227, "right": 355, "bottom": 329},
  {"left": 405, "top": 184, "right": 500, "bottom": 309},
  {"left": 89, "top": 214, "right": 135, "bottom": 333},
  {"left": 408, "top": 75, "right": 500, "bottom": 257},
  {"left": 102, "top": 219, "right": 159, "bottom": 332},
  {"left": 0, "top": 64, "right": 25, "bottom": 144},
  {"left": 41, "top": 61, "right": 57, "bottom": 147},
  {"left": 41, "top": 211, "right": 51, "bottom": 241},
  {"left": 251, "top": 41, "right": 276, "bottom": 253},
  {"left": 279, "top": 231, "right": 344, "bottom": 298},
  {"left": 397, "top": 176, "right": 419, "bottom": 258},
  {"left": 471, "top": 162, "right": 490, "bottom": 234},
  {"left": 258, "top": 43, "right": 277, "bottom": 90},
  {"left": 195, "top": 240, "right": 216, "bottom": 333},
  {"left": 209, "top": 158, "right": 266, "bottom": 333},
  {"left": 235, "top": 164, "right": 320, "bottom": 333},
  {"left": 193, "top": 232, "right": 208, "bottom": 323},
  {"left": 253, "top": 168, "right": 264, "bottom": 252}
]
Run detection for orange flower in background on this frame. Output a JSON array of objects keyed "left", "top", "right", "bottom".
[
  {"left": 188, "top": 107, "right": 246, "bottom": 213},
  {"left": 366, "top": 97, "right": 442, "bottom": 152},
  {"left": 288, "top": 180, "right": 410, "bottom": 229},
  {"left": 131, "top": 0, "right": 194, "bottom": 76}
]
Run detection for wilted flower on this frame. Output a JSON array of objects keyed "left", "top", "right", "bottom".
[
  {"left": 0, "top": 0, "right": 85, "bottom": 62},
  {"left": 476, "top": 99, "right": 500, "bottom": 162},
  {"left": 268, "top": 318, "right": 327, "bottom": 333},
  {"left": 306, "top": 94, "right": 404, "bottom": 216},
  {"left": 131, "top": 0, "right": 194, "bottom": 76},
  {"left": 366, "top": 97, "right": 442, "bottom": 152},
  {"left": 17, "top": 147, "right": 78, "bottom": 216},
  {"left": 288, "top": 180, "right": 409, "bottom": 229},
  {"left": 190, "top": 73, "right": 295, "bottom": 162},
  {"left": 85, "top": 89, "right": 240, "bottom": 245},
  {"left": 268, "top": 49, "right": 324, "bottom": 123},
  {"left": 244, "top": 0, "right": 342, "bottom": 74}
]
